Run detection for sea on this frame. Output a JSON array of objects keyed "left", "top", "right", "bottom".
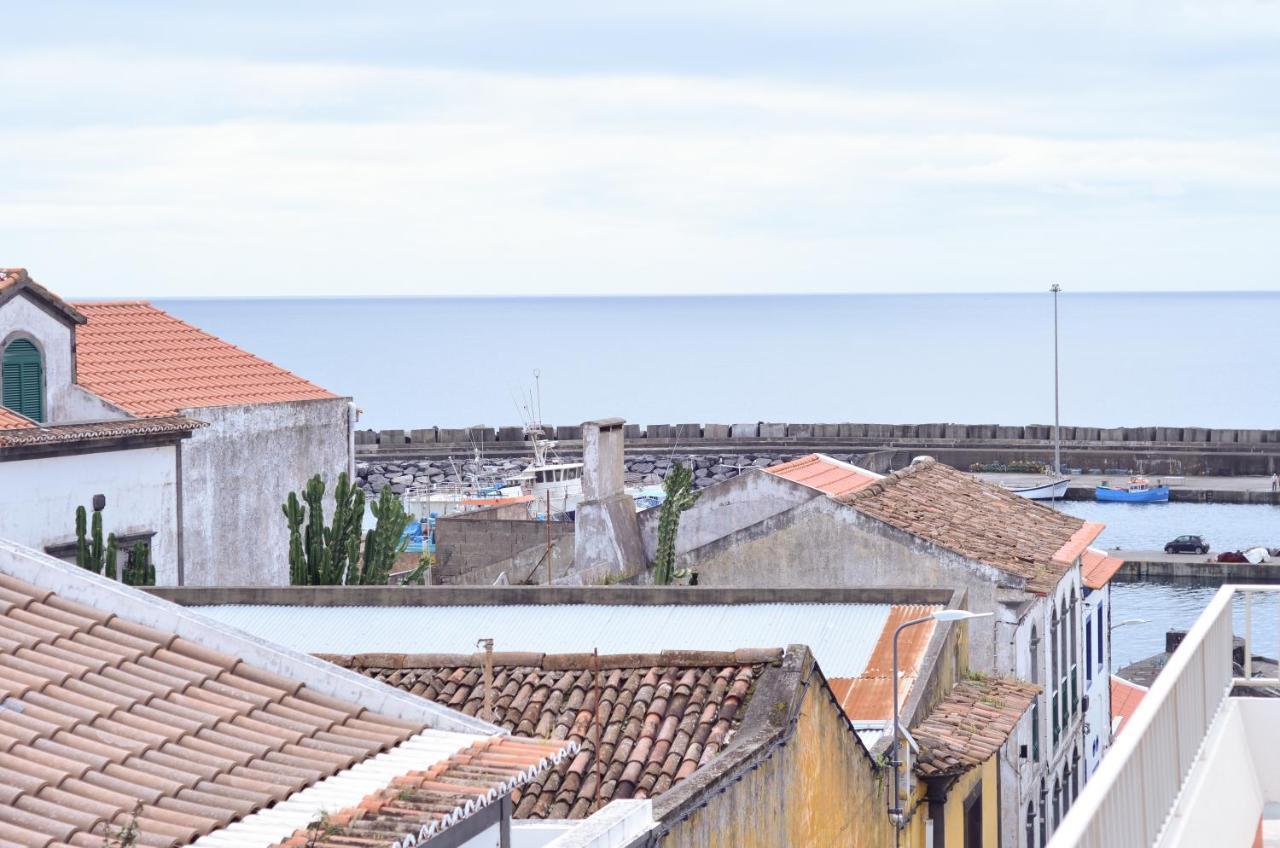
[{"left": 154, "top": 292, "right": 1280, "bottom": 669}]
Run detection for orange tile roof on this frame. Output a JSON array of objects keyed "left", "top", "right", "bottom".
[
  {"left": 0, "top": 406, "right": 34, "bottom": 431},
  {"left": 272, "top": 737, "right": 574, "bottom": 847},
  {"left": 1082, "top": 546, "right": 1125, "bottom": 590},
  {"left": 764, "top": 453, "right": 883, "bottom": 496},
  {"left": 830, "top": 604, "right": 939, "bottom": 722},
  {"left": 1110, "top": 675, "right": 1147, "bottom": 736},
  {"left": 913, "top": 676, "right": 1040, "bottom": 777},
  {"left": 71, "top": 301, "right": 336, "bottom": 416},
  {"left": 0, "top": 570, "right": 424, "bottom": 847},
  {"left": 840, "top": 459, "right": 1097, "bottom": 594}
]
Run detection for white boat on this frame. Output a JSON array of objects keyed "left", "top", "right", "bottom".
[{"left": 1004, "top": 478, "right": 1071, "bottom": 500}]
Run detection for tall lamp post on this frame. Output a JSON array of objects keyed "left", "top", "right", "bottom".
[{"left": 889, "top": 609, "right": 993, "bottom": 828}]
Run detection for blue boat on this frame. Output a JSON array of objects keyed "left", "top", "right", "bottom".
[{"left": 1095, "top": 477, "right": 1169, "bottom": 503}]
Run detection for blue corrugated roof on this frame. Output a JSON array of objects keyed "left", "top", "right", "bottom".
[{"left": 190, "top": 603, "right": 898, "bottom": 678}]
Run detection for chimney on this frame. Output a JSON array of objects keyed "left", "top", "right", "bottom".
[{"left": 573, "top": 418, "right": 647, "bottom": 580}]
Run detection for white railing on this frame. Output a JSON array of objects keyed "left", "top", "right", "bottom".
[{"left": 1050, "top": 585, "right": 1280, "bottom": 848}]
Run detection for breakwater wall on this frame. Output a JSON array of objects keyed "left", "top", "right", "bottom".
[{"left": 358, "top": 422, "right": 1280, "bottom": 447}]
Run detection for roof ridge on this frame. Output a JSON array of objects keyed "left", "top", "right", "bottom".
[
  {"left": 838, "top": 455, "right": 933, "bottom": 503},
  {"left": 324, "top": 647, "right": 786, "bottom": 671}
]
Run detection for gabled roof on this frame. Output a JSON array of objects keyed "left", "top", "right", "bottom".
[
  {"left": 913, "top": 676, "right": 1040, "bottom": 777},
  {"left": 326, "top": 649, "right": 780, "bottom": 820},
  {"left": 839, "top": 459, "right": 1103, "bottom": 594},
  {"left": 0, "top": 268, "right": 87, "bottom": 326},
  {"left": 1082, "top": 547, "right": 1125, "bottom": 590},
  {"left": 71, "top": 301, "right": 336, "bottom": 416},
  {"left": 1110, "top": 675, "right": 1147, "bottom": 736},
  {"left": 764, "top": 453, "right": 883, "bottom": 496},
  {"left": 269, "top": 737, "right": 574, "bottom": 847},
  {"left": 828, "top": 604, "right": 938, "bottom": 727}
]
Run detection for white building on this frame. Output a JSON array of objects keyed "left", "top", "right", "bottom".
[
  {"left": 1, "top": 267, "right": 354, "bottom": 586},
  {"left": 1052, "top": 584, "right": 1280, "bottom": 848}
]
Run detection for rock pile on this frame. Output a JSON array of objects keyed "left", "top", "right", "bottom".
[{"left": 353, "top": 452, "right": 852, "bottom": 495}]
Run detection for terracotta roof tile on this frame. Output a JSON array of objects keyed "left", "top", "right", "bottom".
[
  {"left": 0, "top": 572, "right": 423, "bottom": 847},
  {"left": 764, "top": 453, "right": 883, "bottom": 496},
  {"left": 840, "top": 459, "right": 1101, "bottom": 593},
  {"left": 1082, "top": 546, "right": 1125, "bottom": 590},
  {"left": 0, "top": 268, "right": 87, "bottom": 325},
  {"left": 0, "top": 406, "right": 34, "bottom": 431},
  {"left": 0, "top": 415, "right": 204, "bottom": 446},
  {"left": 71, "top": 301, "right": 336, "bottom": 417},
  {"left": 1110, "top": 675, "right": 1147, "bottom": 736},
  {"left": 270, "top": 737, "right": 574, "bottom": 847},
  {"left": 912, "top": 676, "right": 1039, "bottom": 777},
  {"left": 329, "top": 649, "right": 784, "bottom": 820}
]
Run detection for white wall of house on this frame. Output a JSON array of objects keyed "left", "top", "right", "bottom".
[
  {"left": 179, "top": 397, "right": 353, "bottom": 586},
  {"left": 1, "top": 292, "right": 75, "bottom": 422},
  {"left": 0, "top": 444, "right": 179, "bottom": 580},
  {"left": 1081, "top": 584, "right": 1111, "bottom": 779}
]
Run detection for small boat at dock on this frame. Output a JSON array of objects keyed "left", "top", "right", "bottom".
[
  {"left": 1096, "top": 477, "right": 1169, "bottom": 503},
  {"left": 1004, "top": 478, "right": 1071, "bottom": 500}
]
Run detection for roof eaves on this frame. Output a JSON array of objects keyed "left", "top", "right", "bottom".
[
  {"left": 1052, "top": 522, "right": 1106, "bottom": 567},
  {"left": 0, "top": 267, "right": 88, "bottom": 324}
]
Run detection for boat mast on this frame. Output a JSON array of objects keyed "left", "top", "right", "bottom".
[{"left": 1051, "top": 284, "right": 1062, "bottom": 482}]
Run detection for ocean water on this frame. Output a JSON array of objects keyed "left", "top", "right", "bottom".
[
  {"left": 1058, "top": 502, "right": 1280, "bottom": 552},
  {"left": 153, "top": 292, "right": 1280, "bottom": 430}
]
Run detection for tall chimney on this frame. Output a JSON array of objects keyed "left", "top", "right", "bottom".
[{"left": 574, "top": 418, "right": 647, "bottom": 580}]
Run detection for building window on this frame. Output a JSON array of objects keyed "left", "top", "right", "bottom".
[
  {"left": 964, "top": 785, "right": 983, "bottom": 848},
  {"left": 1026, "top": 802, "right": 1037, "bottom": 848},
  {"left": 1085, "top": 614, "right": 1094, "bottom": 683},
  {"left": 1053, "top": 778, "right": 1062, "bottom": 827},
  {"left": 1097, "top": 602, "right": 1106, "bottom": 673},
  {"left": 1071, "top": 747, "right": 1081, "bottom": 801},
  {"left": 1039, "top": 780, "right": 1048, "bottom": 847},
  {"left": 1031, "top": 699, "right": 1041, "bottom": 761},
  {"left": 2, "top": 337, "right": 43, "bottom": 422}
]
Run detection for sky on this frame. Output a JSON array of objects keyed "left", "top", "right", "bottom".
[{"left": 2, "top": 1, "right": 1278, "bottom": 297}]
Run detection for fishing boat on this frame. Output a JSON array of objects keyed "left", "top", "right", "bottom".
[
  {"left": 1095, "top": 477, "right": 1169, "bottom": 503},
  {"left": 1004, "top": 477, "right": 1071, "bottom": 500}
]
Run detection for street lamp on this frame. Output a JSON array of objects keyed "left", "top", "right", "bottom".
[{"left": 889, "top": 609, "right": 994, "bottom": 827}]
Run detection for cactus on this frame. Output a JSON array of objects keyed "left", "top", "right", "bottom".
[
  {"left": 283, "top": 471, "right": 370, "bottom": 585},
  {"left": 124, "top": 541, "right": 154, "bottom": 586},
  {"left": 652, "top": 463, "right": 699, "bottom": 585},
  {"left": 89, "top": 509, "right": 105, "bottom": 574},
  {"left": 354, "top": 485, "right": 410, "bottom": 585},
  {"left": 105, "top": 533, "right": 118, "bottom": 580},
  {"left": 75, "top": 506, "right": 89, "bottom": 569}
]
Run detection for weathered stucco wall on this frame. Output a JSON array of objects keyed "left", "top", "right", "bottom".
[
  {"left": 635, "top": 469, "right": 818, "bottom": 561},
  {"left": 0, "top": 291, "right": 77, "bottom": 422},
  {"left": 658, "top": 678, "right": 896, "bottom": 848},
  {"left": 679, "top": 497, "right": 1014, "bottom": 673},
  {"left": 435, "top": 504, "right": 574, "bottom": 582},
  {"left": 179, "top": 398, "right": 352, "bottom": 586},
  {"left": 0, "top": 444, "right": 179, "bottom": 581}
]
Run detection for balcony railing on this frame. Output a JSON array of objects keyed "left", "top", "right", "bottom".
[{"left": 1050, "top": 585, "right": 1280, "bottom": 848}]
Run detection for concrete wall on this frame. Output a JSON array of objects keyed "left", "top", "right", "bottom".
[
  {"left": 435, "top": 504, "right": 574, "bottom": 582},
  {"left": 673, "top": 496, "right": 1016, "bottom": 673},
  {"left": 179, "top": 397, "right": 352, "bottom": 586},
  {"left": 0, "top": 444, "right": 179, "bottom": 581},
  {"left": 358, "top": 421, "right": 1280, "bottom": 447},
  {"left": 635, "top": 470, "right": 818, "bottom": 561},
  {"left": 656, "top": 671, "right": 896, "bottom": 848}
]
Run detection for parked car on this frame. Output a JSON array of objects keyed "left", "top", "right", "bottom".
[{"left": 1165, "top": 535, "right": 1209, "bottom": 555}]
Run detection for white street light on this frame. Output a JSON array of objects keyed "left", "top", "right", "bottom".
[{"left": 889, "top": 609, "right": 994, "bottom": 827}]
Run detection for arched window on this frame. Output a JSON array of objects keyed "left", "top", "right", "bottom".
[
  {"left": 1038, "top": 780, "right": 1048, "bottom": 847},
  {"left": 1053, "top": 777, "right": 1062, "bottom": 827},
  {"left": 1030, "top": 624, "right": 1041, "bottom": 684},
  {"left": 1026, "top": 802, "right": 1037, "bottom": 848},
  {"left": 1050, "top": 605, "right": 1059, "bottom": 683},
  {"left": 2, "top": 338, "right": 43, "bottom": 422},
  {"left": 1071, "top": 747, "right": 1081, "bottom": 800}
]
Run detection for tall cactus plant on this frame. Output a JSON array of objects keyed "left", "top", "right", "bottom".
[
  {"left": 105, "top": 533, "right": 118, "bottom": 580},
  {"left": 124, "top": 541, "right": 154, "bottom": 586},
  {"left": 89, "top": 509, "right": 104, "bottom": 575},
  {"left": 282, "top": 472, "right": 371, "bottom": 585},
  {"left": 75, "top": 506, "right": 90, "bottom": 570},
  {"left": 652, "top": 463, "right": 699, "bottom": 585},
  {"left": 353, "top": 485, "right": 411, "bottom": 585}
]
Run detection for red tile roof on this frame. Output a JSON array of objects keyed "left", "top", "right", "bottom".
[
  {"left": 0, "top": 570, "right": 424, "bottom": 847},
  {"left": 0, "top": 415, "right": 204, "bottom": 446},
  {"left": 764, "top": 453, "right": 883, "bottom": 497},
  {"left": 912, "top": 676, "right": 1040, "bottom": 777},
  {"left": 324, "top": 648, "right": 783, "bottom": 820},
  {"left": 1110, "top": 675, "right": 1147, "bottom": 736},
  {"left": 829, "top": 604, "right": 939, "bottom": 722},
  {"left": 272, "top": 737, "right": 574, "bottom": 847},
  {"left": 1082, "top": 546, "right": 1125, "bottom": 590},
  {"left": 840, "top": 459, "right": 1101, "bottom": 594},
  {"left": 0, "top": 406, "right": 34, "bottom": 431},
  {"left": 71, "top": 301, "right": 336, "bottom": 416}
]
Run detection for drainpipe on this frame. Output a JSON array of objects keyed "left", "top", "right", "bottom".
[{"left": 477, "top": 638, "right": 494, "bottom": 722}]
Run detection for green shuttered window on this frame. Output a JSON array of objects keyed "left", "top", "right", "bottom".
[{"left": 2, "top": 338, "right": 44, "bottom": 422}]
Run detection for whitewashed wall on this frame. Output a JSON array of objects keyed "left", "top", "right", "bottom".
[
  {"left": 1082, "top": 585, "right": 1111, "bottom": 779},
  {"left": 0, "top": 444, "right": 179, "bottom": 581},
  {"left": 179, "top": 397, "right": 353, "bottom": 586}
]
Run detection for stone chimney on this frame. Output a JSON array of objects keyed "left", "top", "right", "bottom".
[{"left": 574, "top": 417, "right": 646, "bottom": 580}]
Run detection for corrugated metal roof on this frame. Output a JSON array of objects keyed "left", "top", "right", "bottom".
[{"left": 190, "top": 603, "right": 897, "bottom": 678}]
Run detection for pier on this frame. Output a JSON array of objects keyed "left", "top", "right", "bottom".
[{"left": 1114, "top": 550, "right": 1280, "bottom": 584}]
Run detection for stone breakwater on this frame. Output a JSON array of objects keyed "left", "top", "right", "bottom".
[{"left": 354, "top": 452, "right": 838, "bottom": 496}]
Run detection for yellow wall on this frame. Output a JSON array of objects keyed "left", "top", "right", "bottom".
[
  {"left": 661, "top": 680, "right": 898, "bottom": 848},
  {"left": 901, "top": 756, "right": 1000, "bottom": 848}
]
